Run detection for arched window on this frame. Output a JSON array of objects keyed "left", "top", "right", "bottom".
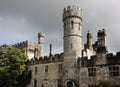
[{"left": 67, "top": 81, "right": 73, "bottom": 87}]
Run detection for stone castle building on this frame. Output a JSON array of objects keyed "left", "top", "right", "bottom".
[
  {"left": 13, "top": 32, "right": 44, "bottom": 59},
  {"left": 15, "top": 6, "right": 120, "bottom": 87}
]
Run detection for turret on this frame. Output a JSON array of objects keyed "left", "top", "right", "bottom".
[
  {"left": 82, "top": 30, "right": 94, "bottom": 58},
  {"left": 38, "top": 32, "right": 44, "bottom": 44},
  {"left": 87, "top": 30, "right": 92, "bottom": 49},
  {"left": 62, "top": 6, "right": 82, "bottom": 87},
  {"left": 49, "top": 41, "right": 53, "bottom": 57},
  {"left": 63, "top": 5, "right": 82, "bottom": 57},
  {"left": 95, "top": 29, "right": 107, "bottom": 65},
  {"left": 97, "top": 29, "right": 107, "bottom": 53},
  {"left": 38, "top": 32, "right": 45, "bottom": 57}
]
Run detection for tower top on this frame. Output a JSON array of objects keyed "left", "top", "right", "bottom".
[
  {"left": 63, "top": 5, "right": 82, "bottom": 21},
  {"left": 49, "top": 41, "right": 53, "bottom": 57},
  {"left": 38, "top": 32, "right": 45, "bottom": 37},
  {"left": 97, "top": 29, "right": 106, "bottom": 37},
  {"left": 87, "top": 30, "right": 92, "bottom": 38}
]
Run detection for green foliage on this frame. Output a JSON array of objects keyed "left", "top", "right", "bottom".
[
  {"left": 0, "top": 44, "right": 27, "bottom": 87},
  {"left": 97, "top": 81, "right": 110, "bottom": 87},
  {"left": 15, "top": 70, "right": 32, "bottom": 87}
]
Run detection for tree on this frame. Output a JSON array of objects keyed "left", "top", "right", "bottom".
[
  {"left": 0, "top": 44, "right": 27, "bottom": 87},
  {"left": 15, "top": 69, "right": 32, "bottom": 87}
]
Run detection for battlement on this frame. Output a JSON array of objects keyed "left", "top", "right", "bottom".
[
  {"left": 81, "top": 55, "right": 96, "bottom": 67},
  {"left": 63, "top": 6, "right": 82, "bottom": 21},
  {"left": 26, "top": 53, "right": 63, "bottom": 65},
  {"left": 13, "top": 40, "right": 28, "bottom": 48},
  {"left": 97, "top": 29, "right": 106, "bottom": 37},
  {"left": 38, "top": 32, "right": 45, "bottom": 37},
  {"left": 81, "top": 52, "right": 120, "bottom": 67},
  {"left": 13, "top": 40, "right": 42, "bottom": 53},
  {"left": 107, "top": 52, "right": 120, "bottom": 59},
  {"left": 107, "top": 52, "right": 120, "bottom": 65},
  {"left": 13, "top": 40, "right": 39, "bottom": 48}
]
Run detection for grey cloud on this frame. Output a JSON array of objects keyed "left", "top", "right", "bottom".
[{"left": 0, "top": 0, "right": 120, "bottom": 55}]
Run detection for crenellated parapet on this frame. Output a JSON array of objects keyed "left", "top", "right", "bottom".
[
  {"left": 81, "top": 55, "right": 96, "bottom": 67},
  {"left": 13, "top": 40, "right": 40, "bottom": 50},
  {"left": 26, "top": 53, "right": 64, "bottom": 65},
  {"left": 107, "top": 52, "right": 120, "bottom": 64},
  {"left": 13, "top": 40, "right": 28, "bottom": 49},
  {"left": 97, "top": 29, "right": 106, "bottom": 37},
  {"left": 81, "top": 52, "right": 120, "bottom": 67},
  {"left": 63, "top": 6, "right": 82, "bottom": 21}
]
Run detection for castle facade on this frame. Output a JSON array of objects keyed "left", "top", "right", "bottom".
[{"left": 16, "top": 6, "right": 120, "bottom": 87}]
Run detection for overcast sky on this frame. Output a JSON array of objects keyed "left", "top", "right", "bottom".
[{"left": 0, "top": 0, "right": 120, "bottom": 55}]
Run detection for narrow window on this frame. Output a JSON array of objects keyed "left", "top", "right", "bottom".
[
  {"left": 58, "top": 64, "right": 62, "bottom": 73},
  {"left": 64, "top": 24, "right": 66, "bottom": 31},
  {"left": 71, "top": 21, "right": 74, "bottom": 29},
  {"left": 45, "top": 65, "right": 48, "bottom": 73},
  {"left": 71, "top": 44, "right": 72, "bottom": 49},
  {"left": 58, "top": 79, "right": 61, "bottom": 87},
  {"left": 79, "top": 22, "right": 80, "bottom": 30},
  {"left": 35, "top": 67, "right": 37, "bottom": 74}
]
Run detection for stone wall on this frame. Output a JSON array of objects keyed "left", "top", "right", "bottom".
[
  {"left": 27, "top": 62, "right": 63, "bottom": 87},
  {"left": 80, "top": 65, "right": 120, "bottom": 87}
]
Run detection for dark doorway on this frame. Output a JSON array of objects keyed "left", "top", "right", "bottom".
[
  {"left": 34, "top": 80, "right": 37, "bottom": 87},
  {"left": 67, "top": 81, "right": 73, "bottom": 87}
]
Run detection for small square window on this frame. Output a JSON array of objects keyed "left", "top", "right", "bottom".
[
  {"left": 109, "top": 66, "right": 119, "bottom": 77},
  {"left": 88, "top": 68, "right": 96, "bottom": 77}
]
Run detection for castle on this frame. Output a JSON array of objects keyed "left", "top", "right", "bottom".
[{"left": 14, "top": 6, "right": 120, "bottom": 87}]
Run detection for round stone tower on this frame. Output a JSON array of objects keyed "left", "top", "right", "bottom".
[
  {"left": 63, "top": 5, "right": 82, "bottom": 57},
  {"left": 38, "top": 32, "right": 45, "bottom": 44},
  {"left": 38, "top": 32, "right": 45, "bottom": 57},
  {"left": 62, "top": 6, "right": 82, "bottom": 87}
]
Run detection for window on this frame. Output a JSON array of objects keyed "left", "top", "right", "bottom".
[
  {"left": 67, "top": 81, "right": 73, "bottom": 87},
  {"left": 71, "top": 44, "right": 73, "bottom": 49},
  {"left": 35, "top": 67, "right": 37, "bottom": 74},
  {"left": 58, "top": 79, "right": 61, "bottom": 87},
  {"left": 34, "top": 80, "right": 37, "bottom": 87},
  {"left": 58, "top": 64, "right": 62, "bottom": 73},
  {"left": 71, "top": 21, "right": 74, "bottom": 29},
  {"left": 64, "top": 24, "right": 66, "bottom": 31},
  {"left": 79, "top": 22, "right": 80, "bottom": 30},
  {"left": 45, "top": 65, "right": 48, "bottom": 73},
  {"left": 88, "top": 68, "right": 96, "bottom": 77},
  {"left": 89, "top": 85, "right": 96, "bottom": 87},
  {"left": 109, "top": 66, "right": 119, "bottom": 77}
]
